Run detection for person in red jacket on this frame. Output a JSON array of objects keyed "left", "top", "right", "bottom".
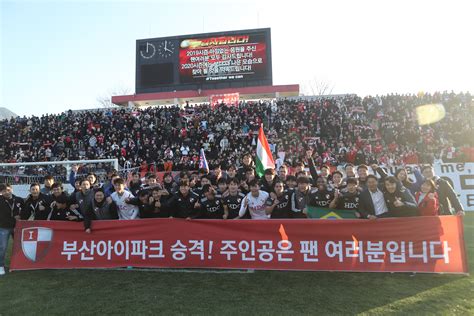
[{"left": 415, "top": 179, "right": 439, "bottom": 216}]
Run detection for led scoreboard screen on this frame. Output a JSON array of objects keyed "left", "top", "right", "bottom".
[
  {"left": 136, "top": 28, "right": 272, "bottom": 93},
  {"left": 179, "top": 33, "right": 267, "bottom": 83}
]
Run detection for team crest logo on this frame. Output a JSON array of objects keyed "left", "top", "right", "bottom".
[
  {"left": 326, "top": 194, "right": 330, "bottom": 199},
  {"left": 237, "top": 198, "right": 241, "bottom": 203},
  {"left": 21, "top": 227, "right": 53, "bottom": 262}
]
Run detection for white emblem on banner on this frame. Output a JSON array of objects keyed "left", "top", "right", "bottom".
[{"left": 21, "top": 227, "right": 53, "bottom": 262}]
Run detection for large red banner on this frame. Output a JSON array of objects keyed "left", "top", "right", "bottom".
[
  {"left": 210, "top": 93, "right": 240, "bottom": 107},
  {"left": 10, "top": 216, "right": 468, "bottom": 274}
]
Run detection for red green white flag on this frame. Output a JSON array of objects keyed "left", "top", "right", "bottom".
[{"left": 256, "top": 125, "right": 275, "bottom": 177}]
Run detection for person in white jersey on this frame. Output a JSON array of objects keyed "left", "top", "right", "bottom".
[
  {"left": 238, "top": 179, "right": 269, "bottom": 219},
  {"left": 110, "top": 178, "right": 139, "bottom": 220}
]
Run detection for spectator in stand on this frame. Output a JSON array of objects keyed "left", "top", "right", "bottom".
[
  {"left": 1, "top": 92, "right": 472, "bottom": 175},
  {"left": 84, "top": 189, "right": 118, "bottom": 233},
  {"left": 415, "top": 179, "right": 440, "bottom": 216}
]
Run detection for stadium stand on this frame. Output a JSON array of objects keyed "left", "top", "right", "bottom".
[{"left": 0, "top": 91, "right": 472, "bottom": 178}]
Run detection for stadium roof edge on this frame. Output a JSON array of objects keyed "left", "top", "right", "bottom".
[{"left": 112, "top": 84, "right": 299, "bottom": 107}]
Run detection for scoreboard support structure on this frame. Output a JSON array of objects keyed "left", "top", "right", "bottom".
[{"left": 112, "top": 84, "right": 299, "bottom": 108}]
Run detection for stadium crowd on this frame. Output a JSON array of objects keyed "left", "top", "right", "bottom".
[
  {"left": 0, "top": 90, "right": 471, "bottom": 275},
  {"left": 0, "top": 91, "right": 473, "bottom": 178}
]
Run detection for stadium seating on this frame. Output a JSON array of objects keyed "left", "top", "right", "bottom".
[{"left": 0, "top": 91, "right": 472, "bottom": 176}]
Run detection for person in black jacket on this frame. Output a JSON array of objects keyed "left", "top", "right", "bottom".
[
  {"left": 421, "top": 165, "right": 464, "bottom": 215},
  {"left": 22, "top": 183, "right": 53, "bottom": 220},
  {"left": 144, "top": 187, "right": 171, "bottom": 218},
  {"left": 126, "top": 190, "right": 153, "bottom": 218},
  {"left": 371, "top": 164, "right": 421, "bottom": 196},
  {"left": 84, "top": 189, "right": 118, "bottom": 232},
  {"left": 162, "top": 172, "right": 177, "bottom": 195},
  {"left": 260, "top": 168, "right": 277, "bottom": 193},
  {"left": 265, "top": 179, "right": 292, "bottom": 218},
  {"left": 128, "top": 172, "right": 142, "bottom": 196},
  {"left": 308, "top": 177, "right": 335, "bottom": 209},
  {"left": 357, "top": 165, "right": 370, "bottom": 190},
  {"left": 165, "top": 180, "right": 201, "bottom": 219},
  {"left": 48, "top": 194, "right": 82, "bottom": 221},
  {"left": 199, "top": 184, "right": 225, "bottom": 219},
  {"left": 329, "top": 177, "right": 361, "bottom": 218},
  {"left": 51, "top": 182, "right": 70, "bottom": 200},
  {"left": 69, "top": 179, "right": 94, "bottom": 216},
  {"left": 0, "top": 183, "right": 23, "bottom": 275},
  {"left": 237, "top": 153, "right": 255, "bottom": 181},
  {"left": 382, "top": 176, "right": 419, "bottom": 217},
  {"left": 223, "top": 178, "right": 247, "bottom": 219}
]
